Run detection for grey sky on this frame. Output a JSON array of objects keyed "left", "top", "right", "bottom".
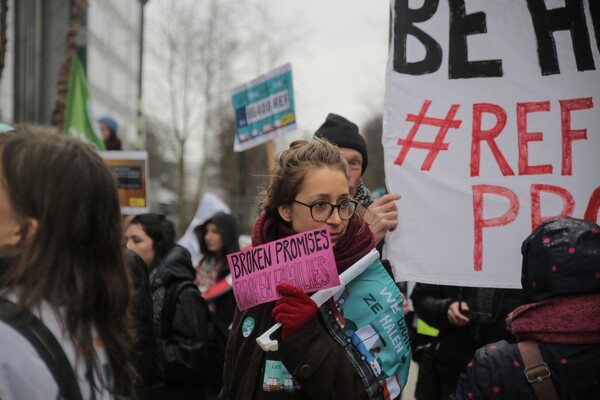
[{"left": 261, "top": 0, "right": 390, "bottom": 137}]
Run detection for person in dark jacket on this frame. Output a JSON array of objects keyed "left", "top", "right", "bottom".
[
  {"left": 0, "top": 128, "right": 136, "bottom": 398},
  {"left": 194, "top": 212, "right": 239, "bottom": 328},
  {"left": 314, "top": 113, "right": 400, "bottom": 246},
  {"left": 455, "top": 216, "right": 600, "bottom": 400},
  {"left": 411, "top": 284, "right": 523, "bottom": 399},
  {"left": 125, "top": 249, "right": 164, "bottom": 398},
  {"left": 126, "top": 213, "right": 207, "bottom": 399},
  {"left": 219, "top": 139, "right": 410, "bottom": 400}
]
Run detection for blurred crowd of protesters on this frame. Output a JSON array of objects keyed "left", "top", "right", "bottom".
[{"left": 0, "top": 119, "right": 597, "bottom": 400}]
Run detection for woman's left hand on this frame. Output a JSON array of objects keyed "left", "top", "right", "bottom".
[{"left": 272, "top": 284, "right": 318, "bottom": 340}]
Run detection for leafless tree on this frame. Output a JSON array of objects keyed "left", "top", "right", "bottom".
[
  {"left": 237, "top": 2, "right": 306, "bottom": 79},
  {"left": 210, "top": 112, "right": 268, "bottom": 234},
  {"left": 192, "top": 0, "right": 242, "bottom": 208},
  {"left": 145, "top": 0, "right": 210, "bottom": 234},
  {"left": 144, "top": 119, "right": 168, "bottom": 182},
  {"left": 206, "top": 1, "right": 306, "bottom": 232},
  {"left": 145, "top": 0, "right": 304, "bottom": 234}
]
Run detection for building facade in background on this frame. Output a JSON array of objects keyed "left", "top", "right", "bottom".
[{"left": 0, "top": 0, "right": 146, "bottom": 149}]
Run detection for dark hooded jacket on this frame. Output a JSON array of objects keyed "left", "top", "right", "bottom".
[
  {"left": 195, "top": 212, "right": 239, "bottom": 327},
  {"left": 218, "top": 212, "right": 401, "bottom": 400},
  {"left": 125, "top": 250, "right": 164, "bottom": 397},
  {"left": 411, "top": 284, "right": 523, "bottom": 391},
  {"left": 150, "top": 245, "right": 207, "bottom": 399},
  {"left": 455, "top": 217, "right": 600, "bottom": 400}
]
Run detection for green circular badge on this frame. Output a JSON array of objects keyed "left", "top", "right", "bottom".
[{"left": 242, "top": 317, "right": 255, "bottom": 337}]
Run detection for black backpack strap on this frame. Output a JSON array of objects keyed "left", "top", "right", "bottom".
[{"left": 0, "top": 298, "right": 83, "bottom": 400}]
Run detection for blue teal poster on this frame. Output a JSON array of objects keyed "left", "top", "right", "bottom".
[
  {"left": 231, "top": 63, "right": 296, "bottom": 152},
  {"left": 332, "top": 260, "right": 411, "bottom": 399}
]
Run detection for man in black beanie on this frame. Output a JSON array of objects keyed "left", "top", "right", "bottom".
[{"left": 314, "top": 113, "right": 400, "bottom": 244}]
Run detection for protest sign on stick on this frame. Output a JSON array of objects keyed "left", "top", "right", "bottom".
[
  {"left": 228, "top": 228, "right": 339, "bottom": 310},
  {"left": 231, "top": 63, "right": 296, "bottom": 153}
]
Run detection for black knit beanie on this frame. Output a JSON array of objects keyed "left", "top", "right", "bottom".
[{"left": 314, "top": 113, "right": 368, "bottom": 175}]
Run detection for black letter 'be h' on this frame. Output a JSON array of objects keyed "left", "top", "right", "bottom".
[{"left": 526, "top": 0, "right": 596, "bottom": 75}]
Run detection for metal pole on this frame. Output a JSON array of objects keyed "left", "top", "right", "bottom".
[{"left": 136, "top": 0, "right": 149, "bottom": 149}]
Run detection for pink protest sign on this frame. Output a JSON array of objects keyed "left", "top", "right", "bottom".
[{"left": 227, "top": 228, "right": 340, "bottom": 310}]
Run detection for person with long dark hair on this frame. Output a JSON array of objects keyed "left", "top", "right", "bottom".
[
  {"left": 126, "top": 213, "right": 207, "bottom": 399},
  {"left": 194, "top": 212, "right": 240, "bottom": 328},
  {"left": 0, "top": 126, "right": 135, "bottom": 399}
]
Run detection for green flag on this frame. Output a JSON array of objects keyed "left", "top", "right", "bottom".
[{"left": 63, "top": 55, "right": 105, "bottom": 150}]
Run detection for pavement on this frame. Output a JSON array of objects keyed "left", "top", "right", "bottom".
[{"left": 402, "top": 361, "right": 419, "bottom": 400}]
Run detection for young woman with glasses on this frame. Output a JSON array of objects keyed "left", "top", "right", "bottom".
[{"left": 219, "top": 138, "right": 396, "bottom": 399}]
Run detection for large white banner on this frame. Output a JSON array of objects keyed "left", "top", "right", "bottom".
[{"left": 384, "top": 0, "right": 600, "bottom": 288}]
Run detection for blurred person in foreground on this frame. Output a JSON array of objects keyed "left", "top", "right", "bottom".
[
  {"left": 455, "top": 216, "right": 600, "bottom": 400},
  {"left": 0, "top": 126, "right": 135, "bottom": 399}
]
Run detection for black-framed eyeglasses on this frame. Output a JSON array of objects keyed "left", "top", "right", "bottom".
[{"left": 293, "top": 198, "right": 359, "bottom": 222}]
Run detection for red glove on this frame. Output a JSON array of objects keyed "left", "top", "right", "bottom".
[{"left": 272, "top": 283, "right": 317, "bottom": 340}]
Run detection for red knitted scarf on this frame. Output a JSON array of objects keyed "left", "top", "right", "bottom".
[
  {"left": 251, "top": 211, "right": 375, "bottom": 273},
  {"left": 507, "top": 293, "right": 600, "bottom": 343}
]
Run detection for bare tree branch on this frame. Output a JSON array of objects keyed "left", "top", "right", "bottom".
[{"left": 144, "top": 0, "right": 304, "bottom": 233}]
